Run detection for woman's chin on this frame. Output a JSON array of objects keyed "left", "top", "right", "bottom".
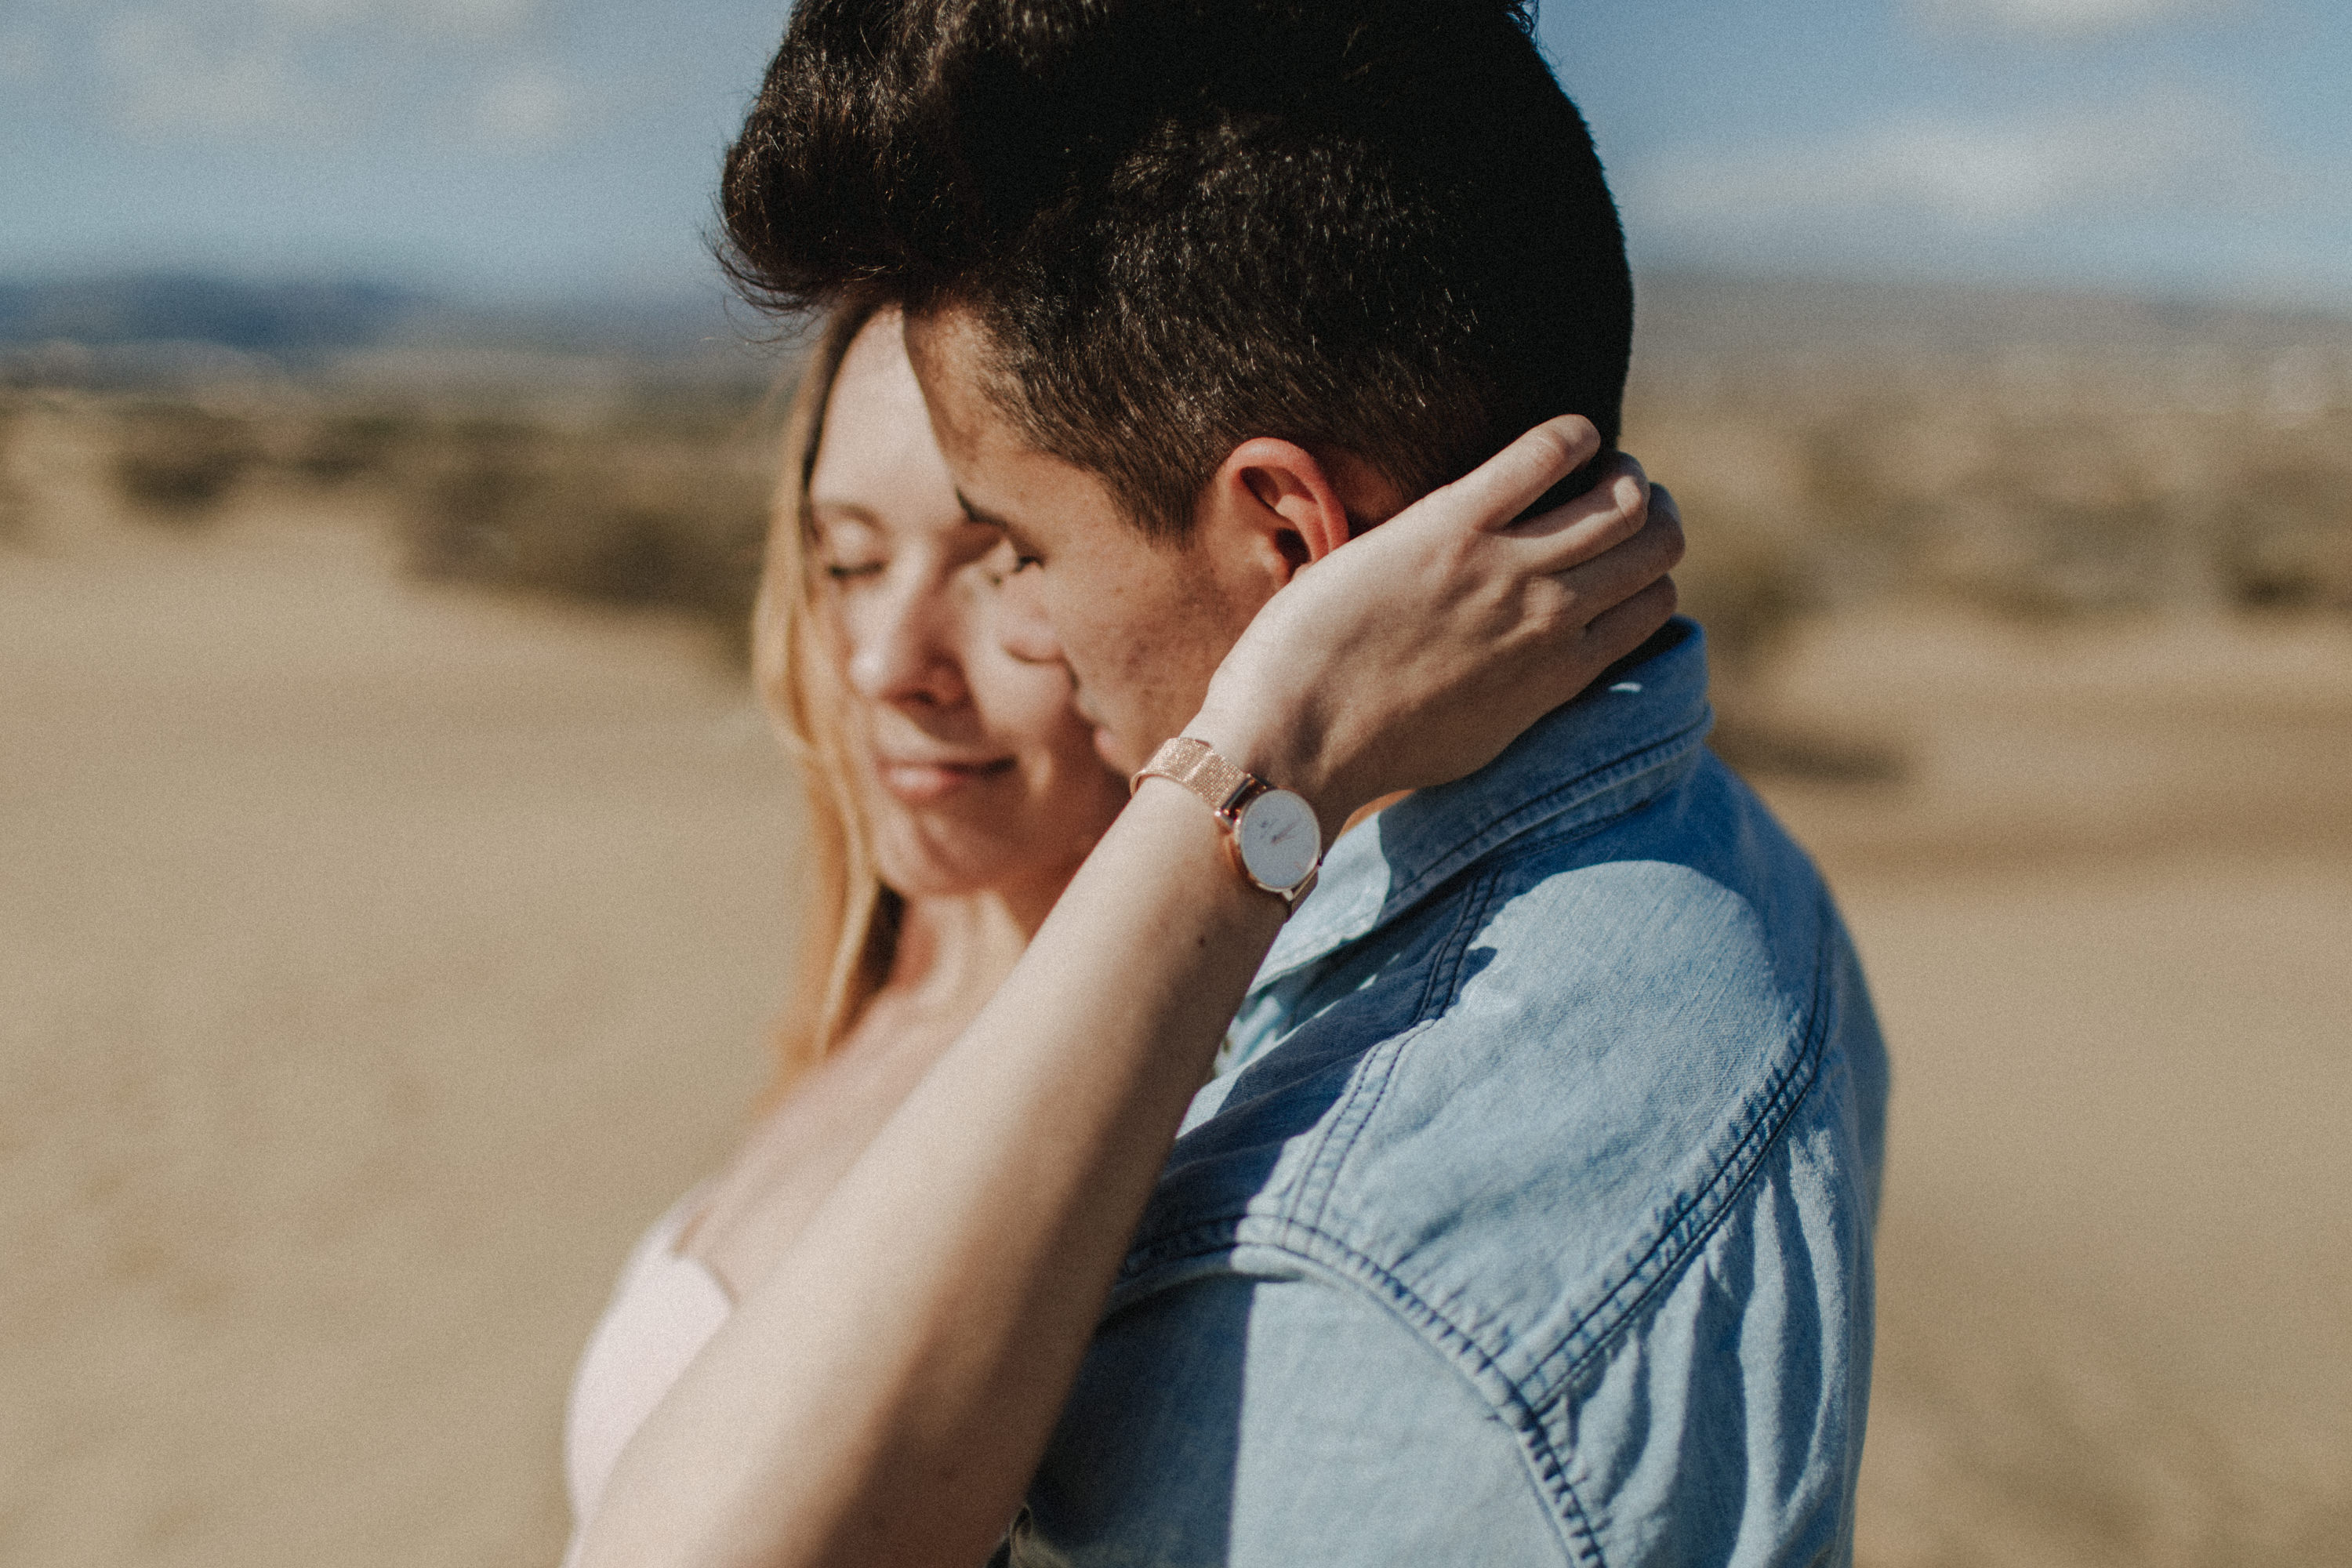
[
  {"left": 868, "top": 797, "right": 1035, "bottom": 897},
  {"left": 872, "top": 833, "right": 1020, "bottom": 902}
]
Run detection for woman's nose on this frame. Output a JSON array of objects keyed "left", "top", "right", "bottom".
[{"left": 845, "top": 581, "right": 970, "bottom": 709}]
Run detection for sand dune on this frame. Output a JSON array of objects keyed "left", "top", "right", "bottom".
[
  {"left": 1763, "top": 612, "right": 2352, "bottom": 1564},
  {"left": 2, "top": 499, "right": 790, "bottom": 1568},
  {"left": 3, "top": 493, "right": 2347, "bottom": 1566}
]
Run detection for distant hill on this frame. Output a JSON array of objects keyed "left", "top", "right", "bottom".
[
  {"left": 0, "top": 277, "right": 428, "bottom": 356},
  {"left": 1633, "top": 270, "right": 2352, "bottom": 363},
  {"left": 0, "top": 274, "right": 781, "bottom": 379},
  {"left": 5, "top": 269, "right": 2346, "bottom": 390}
]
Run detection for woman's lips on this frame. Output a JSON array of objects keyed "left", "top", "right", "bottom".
[{"left": 876, "top": 756, "right": 1016, "bottom": 804}]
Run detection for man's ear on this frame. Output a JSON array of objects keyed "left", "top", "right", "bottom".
[{"left": 1204, "top": 437, "right": 1355, "bottom": 579}]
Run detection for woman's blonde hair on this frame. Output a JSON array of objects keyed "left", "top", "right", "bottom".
[{"left": 752, "top": 297, "right": 902, "bottom": 1098}]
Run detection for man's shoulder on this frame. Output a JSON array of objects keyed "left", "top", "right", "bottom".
[
  {"left": 1123, "top": 750, "right": 1883, "bottom": 1397},
  {"left": 1102, "top": 753, "right": 1882, "bottom": 1562}
]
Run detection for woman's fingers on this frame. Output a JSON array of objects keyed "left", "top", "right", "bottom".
[
  {"left": 1197, "top": 430, "right": 1689, "bottom": 818},
  {"left": 1503, "top": 452, "right": 1647, "bottom": 550},
  {"left": 1651, "top": 481, "right": 1681, "bottom": 530},
  {"left": 1515, "top": 470, "right": 1684, "bottom": 630},
  {"left": 1540, "top": 488, "right": 1684, "bottom": 623},
  {"left": 1580, "top": 574, "right": 1680, "bottom": 667},
  {"left": 1425, "top": 416, "right": 1602, "bottom": 535}
]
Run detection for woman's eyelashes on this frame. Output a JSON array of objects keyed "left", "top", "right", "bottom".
[{"left": 826, "top": 525, "right": 1004, "bottom": 586}]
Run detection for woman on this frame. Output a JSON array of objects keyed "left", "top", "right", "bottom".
[
  {"left": 565, "top": 302, "right": 1682, "bottom": 1568},
  {"left": 564, "top": 302, "right": 1130, "bottom": 1541}
]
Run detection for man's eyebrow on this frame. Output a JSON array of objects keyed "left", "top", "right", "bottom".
[{"left": 953, "top": 489, "right": 1014, "bottom": 531}]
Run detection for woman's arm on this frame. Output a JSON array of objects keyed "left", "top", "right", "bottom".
[{"left": 575, "top": 417, "right": 1682, "bottom": 1568}]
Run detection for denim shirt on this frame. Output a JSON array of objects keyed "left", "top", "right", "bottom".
[{"left": 1011, "top": 620, "right": 1889, "bottom": 1568}]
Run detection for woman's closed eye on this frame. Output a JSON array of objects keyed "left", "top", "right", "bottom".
[{"left": 811, "top": 511, "right": 894, "bottom": 585}]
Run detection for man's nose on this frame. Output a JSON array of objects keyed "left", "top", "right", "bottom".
[
  {"left": 993, "top": 569, "right": 1064, "bottom": 665},
  {"left": 846, "top": 583, "right": 969, "bottom": 708}
]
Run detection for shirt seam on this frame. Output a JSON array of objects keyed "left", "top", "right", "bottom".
[
  {"left": 1109, "top": 1218, "right": 1602, "bottom": 1566},
  {"left": 1109, "top": 895, "right": 1846, "bottom": 1565},
  {"left": 1530, "top": 909, "right": 1844, "bottom": 1568},
  {"left": 1284, "top": 869, "right": 1504, "bottom": 1236},
  {"left": 1364, "top": 712, "right": 1713, "bottom": 930},
  {"left": 1287, "top": 1023, "right": 1422, "bottom": 1238},
  {"left": 1255, "top": 712, "right": 1711, "bottom": 988},
  {"left": 1520, "top": 902, "right": 1840, "bottom": 1412}
]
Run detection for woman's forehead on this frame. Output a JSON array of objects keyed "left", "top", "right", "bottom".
[
  {"left": 826, "top": 318, "right": 930, "bottom": 446},
  {"left": 811, "top": 323, "right": 967, "bottom": 534}
]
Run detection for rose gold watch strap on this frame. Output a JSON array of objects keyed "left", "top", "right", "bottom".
[
  {"left": 1131, "top": 735, "right": 1258, "bottom": 818},
  {"left": 1133, "top": 736, "right": 1318, "bottom": 913}
]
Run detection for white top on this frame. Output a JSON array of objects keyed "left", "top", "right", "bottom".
[{"left": 561, "top": 1188, "right": 733, "bottom": 1567}]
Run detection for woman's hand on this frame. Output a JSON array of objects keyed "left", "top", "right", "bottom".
[{"left": 1190, "top": 416, "right": 1682, "bottom": 842}]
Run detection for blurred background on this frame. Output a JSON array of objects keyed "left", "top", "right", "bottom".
[{"left": 2, "top": 1, "right": 2347, "bottom": 1564}]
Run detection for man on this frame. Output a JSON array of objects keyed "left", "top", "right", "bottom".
[{"left": 722, "top": 1, "right": 1888, "bottom": 1562}]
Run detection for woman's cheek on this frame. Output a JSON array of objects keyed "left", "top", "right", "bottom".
[
  {"left": 971, "top": 644, "right": 1067, "bottom": 726},
  {"left": 818, "top": 596, "right": 865, "bottom": 684}
]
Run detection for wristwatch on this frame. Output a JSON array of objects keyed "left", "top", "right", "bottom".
[{"left": 1132, "top": 736, "right": 1323, "bottom": 909}]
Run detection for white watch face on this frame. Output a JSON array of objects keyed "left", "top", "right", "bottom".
[{"left": 1235, "top": 789, "right": 1320, "bottom": 891}]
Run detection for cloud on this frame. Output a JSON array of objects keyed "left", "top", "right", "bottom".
[
  {"left": 252, "top": 0, "right": 539, "bottom": 38},
  {"left": 1630, "top": 92, "right": 2288, "bottom": 233},
  {"left": 98, "top": 11, "right": 328, "bottom": 136},
  {"left": 79, "top": 0, "right": 575, "bottom": 147},
  {"left": 0, "top": 27, "right": 44, "bottom": 82},
  {"left": 472, "top": 64, "right": 580, "bottom": 150},
  {"left": 1911, "top": 0, "right": 2241, "bottom": 40}
]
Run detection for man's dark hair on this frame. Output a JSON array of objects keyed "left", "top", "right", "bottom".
[{"left": 720, "top": 0, "right": 1633, "bottom": 539}]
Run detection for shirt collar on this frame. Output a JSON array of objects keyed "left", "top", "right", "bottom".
[{"left": 1252, "top": 617, "right": 1715, "bottom": 990}]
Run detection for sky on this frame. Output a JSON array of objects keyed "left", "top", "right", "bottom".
[{"left": 2, "top": 0, "right": 2347, "bottom": 308}]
